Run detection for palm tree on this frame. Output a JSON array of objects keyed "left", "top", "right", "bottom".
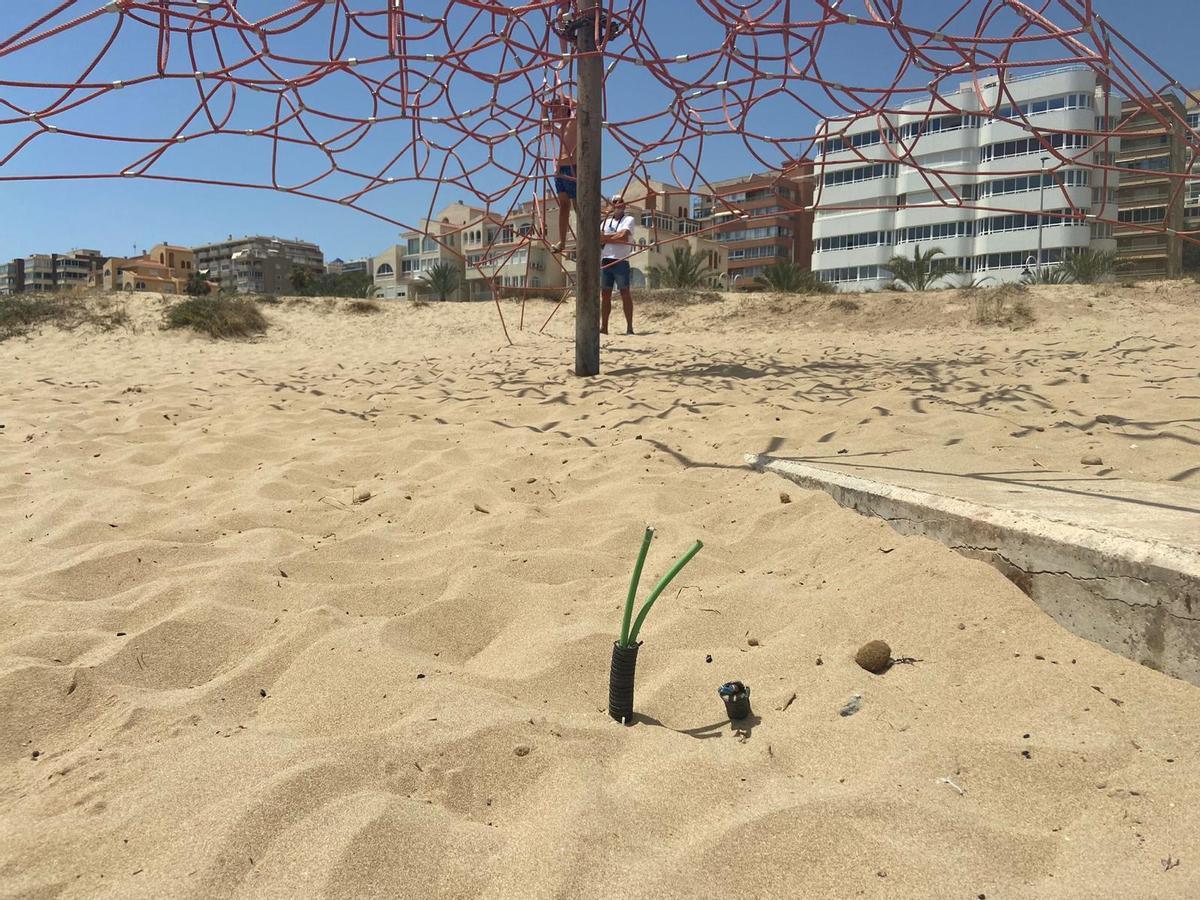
[
  {"left": 884, "top": 245, "right": 960, "bottom": 291},
  {"left": 648, "top": 246, "right": 716, "bottom": 289},
  {"left": 1021, "top": 265, "right": 1071, "bottom": 285},
  {"left": 754, "top": 261, "right": 833, "bottom": 294},
  {"left": 420, "top": 262, "right": 462, "bottom": 301},
  {"left": 1060, "top": 249, "right": 1115, "bottom": 284}
]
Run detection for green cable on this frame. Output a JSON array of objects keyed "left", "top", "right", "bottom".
[
  {"left": 620, "top": 526, "right": 655, "bottom": 648},
  {"left": 626, "top": 539, "right": 704, "bottom": 646}
]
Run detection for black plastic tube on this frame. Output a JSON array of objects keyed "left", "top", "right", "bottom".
[
  {"left": 719, "top": 681, "right": 752, "bottom": 720},
  {"left": 608, "top": 641, "right": 640, "bottom": 724}
]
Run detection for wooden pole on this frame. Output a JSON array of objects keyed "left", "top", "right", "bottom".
[{"left": 573, "top": 5, "right": 602, "bottom": 376}]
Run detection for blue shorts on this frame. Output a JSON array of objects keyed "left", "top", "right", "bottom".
[
  {"left": 601, "top": 258, "right": 631, "bottom": 290},
  {"left": 554, "top": 164, "right": 576, "bottom": 199}
]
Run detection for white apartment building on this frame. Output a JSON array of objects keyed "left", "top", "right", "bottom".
[{"left": 812, "top": 66, "right": 1120, "bottom": 290}]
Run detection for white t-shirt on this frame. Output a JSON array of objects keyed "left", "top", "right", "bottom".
[{"left": 601, "top": 214, "right": 636, "bottom": 261}]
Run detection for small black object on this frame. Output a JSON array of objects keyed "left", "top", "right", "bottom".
[
  {"left": 608, "top": 641, "right": 640, "bottom": 724},
  {"left": 718, "top": 681, "right": 752, "bottom": 720}
]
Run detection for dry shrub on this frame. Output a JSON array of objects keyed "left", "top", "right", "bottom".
[
  {"left": 165, "top": 295, "right": 267, "bottom": 338},
  {"left": 830, "top": 297, "right": 860, "bottom": 312},
  {"left": 256, "top": 293, "right": 282, "bottom": 305},
  {"left": 346, "top": 299, "right": 382, "bottom": 314},
  {"left": 1, "top": 293, "right": 128, "bottom": 341},
  {"left": 972, "top": 283, "right": 1035, "bottom": 328}
]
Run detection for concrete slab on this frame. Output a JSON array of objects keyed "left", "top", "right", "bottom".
[{"left": 747, "top": 454, "right": 1200, "bottom": 684}]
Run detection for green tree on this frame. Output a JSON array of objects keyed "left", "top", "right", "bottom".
[
  {"left": 420, "top": 261, "right": 462, "bottom": 301},
  {"left": 648, "top": 246, "right": 716, "bottom": 289},
  {"left": 753, "top": 261, "right": 833, "bottom": 294},
  {"left": 185, "top": 270, "right": 211, "bottom": 296},
  {"left": 884, "top": 245, "right": 960, "bottom": 291},
  {"left": 1060, "top": 249, "right": 1116, "bottom": 284},
  {"left": 289, "top": 266, "right": 316, "bottom": 295}
]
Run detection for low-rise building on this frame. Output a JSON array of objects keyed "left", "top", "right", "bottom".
[
  {"left": 691, "top": 167, "right": 815, "bottom": 286},
  {"left": 0, "top": 259, "right": 24, "bottom": 294},
  {"left": 98, "top": 243, "right": 197, "bottom": 293},
  {"left": 374, "top": 201, "right": 485, "bottom": 300},
  {"left": 8, "top": 249, "right": 104, "bottom": 293},
  {"left": 374, "top": 186, "right": 725, "bottom": 302},
  {"left": 326, "top": 258, "right": 370, "bottom": 276},
  {"left": 193, "top": 235, "right": 324, "bottom": 294}
]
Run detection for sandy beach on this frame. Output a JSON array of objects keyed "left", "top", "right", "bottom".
[{"left": 2, "top": 284, "right": 1200, "bottom": 898}]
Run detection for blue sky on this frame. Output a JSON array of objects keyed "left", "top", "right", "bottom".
[{"left": 0, "top": 0, "right": 1195, "bottom": 262}]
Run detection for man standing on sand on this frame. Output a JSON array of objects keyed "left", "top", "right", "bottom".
[
  {"left": 543, "top": 90, "right": 577, "bottom": 253},
  {"left": 600, "top": 194, "right": 636, "bottom": 335}
]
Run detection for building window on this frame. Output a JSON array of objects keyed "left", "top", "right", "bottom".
[
  {"left": 894, "top": 220, "right": 973, "bottom": 244},
  {"left": 816, "top": 230, "right": 894, "bottom": 252},
  {"left": 822, "top": 162, "right": 898, "bottom": 188},
  {"left": 376, "top": 263, "right": 394, "bottom": 276},
  {"left": 993, "top": 93, "right": 1092, "bottom": 121},
  {"left": 976, "top": 209, "right": 1076, "bottom": 236},
  {"left": 978, "top": 169, "right": 1088, "bottom": 198},
  {"left": 899, "top": 114, "right": 977, "bottom": 140},
  {"left": 1117, "top": 206, "right": 1167, "bottom": 225},
  {"left": 980, "top": 133, "right": 1090, "bottom": 162},
  {"left": 816, "top": 265, "right": 882, "bottom": 284}
]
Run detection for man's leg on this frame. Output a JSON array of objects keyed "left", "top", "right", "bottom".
[
  {"left": 555, "top": 192, "right": 570, "bottom": 252},
  {"left": 601, "top": 288, "right": 612, "bottom": 333},
  {"left": 620, "top": 287, "right": 634, "bottom": 334}
]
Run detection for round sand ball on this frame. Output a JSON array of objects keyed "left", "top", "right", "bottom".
[{"left": 855, "top": 640, "right": 891, "bottom": 674}]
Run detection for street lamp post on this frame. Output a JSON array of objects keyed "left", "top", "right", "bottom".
[{"left": 1036, "top": 155, "right": 1049, "bottom": 273}]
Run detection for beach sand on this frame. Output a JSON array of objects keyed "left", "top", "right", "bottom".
[{"left": 2, "top": 284, "right": 1199, "bottom": 898}]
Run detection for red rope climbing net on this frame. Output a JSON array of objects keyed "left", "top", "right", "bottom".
[{"left": 1, "top": 1, "right": 1197, "bottom": 337}]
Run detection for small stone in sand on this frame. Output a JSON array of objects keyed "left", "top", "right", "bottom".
[
  {"left": 259, "top": 689, "right": 267, "bottom": 698},
  {"left": 31, "top": 750, "right": 40, "bottom": 759},
  {"left": 353, "top": 488, "right": 372, "bottom": 504},
  {"left": 705, "top": 654, "right": 713, "bottom": 663},
  {"left": 839, "top": 693, "right": 862, "bottom": 717},
  {"left": 855, "top": 640, "right": 891, "bottom": 674},
  {"left": 748, "top": 637, "right": 760, "bottom": 647},
  {"left": 779, "top": 492, "right": 791, "bottom": 504},
  {"left": 513, "top": 745, "right": 531, "bottom": 757},
  {"left": 1081, "top": 454, "right": 1103, "bottom": 466}
]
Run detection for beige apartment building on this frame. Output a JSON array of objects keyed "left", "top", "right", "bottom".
[{"left": 98, "top": 243, "right": 197, "bottom": 293}]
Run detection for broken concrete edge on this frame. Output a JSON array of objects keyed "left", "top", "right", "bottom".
[
  {"left": 747, "top": 454, "right": 1199, "bottom": 574},
  {"left": 745, "top": 454, "right": 1200, "bottom": 620},
  {"left": 749, "top": 453, "right": 1200, "bottom": 683}
]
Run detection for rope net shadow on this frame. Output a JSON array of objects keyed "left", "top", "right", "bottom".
[{"left": 1, "top": 1, "right": 1197, "bottom": 339}]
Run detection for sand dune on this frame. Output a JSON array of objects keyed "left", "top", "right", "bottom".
[{"left": 2, "top": 285, "right": 1199, "bottom": 898}]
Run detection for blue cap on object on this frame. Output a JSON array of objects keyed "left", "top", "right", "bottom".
[{"left": 718, "top": 681, "right": 748, "bottom": 699}]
